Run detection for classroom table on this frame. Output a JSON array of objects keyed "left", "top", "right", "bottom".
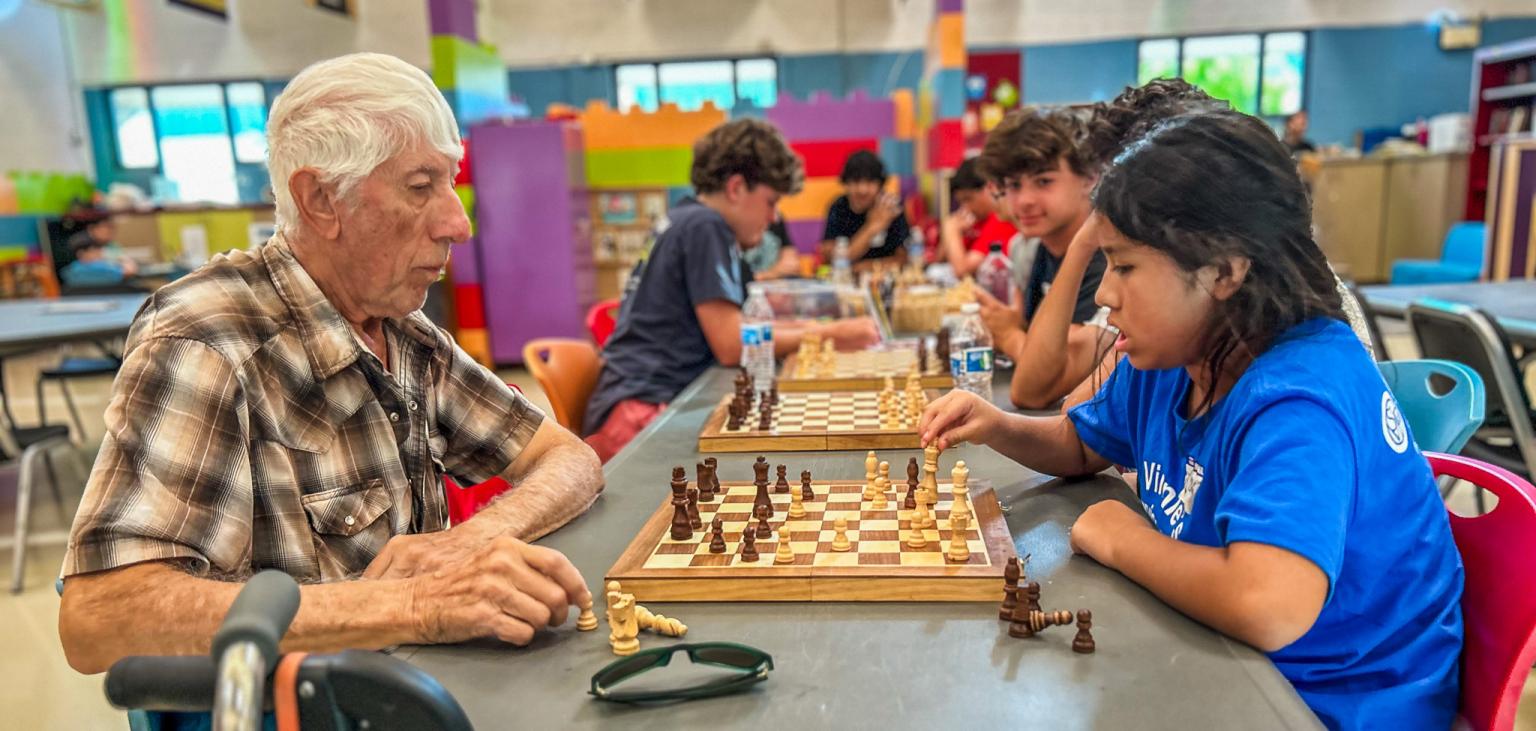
[
  {"left": 1361, "top": 280, "right": 1536, "bottom": 345},
  {"left": 0, "top": 293, "right": 148, "bottom": 354},
  {"left": 402, "top": 367, "right": 1321, "bottom": 730}
]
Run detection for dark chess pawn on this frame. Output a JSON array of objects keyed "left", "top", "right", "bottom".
[
  {"left": 707, "top": 517, "right": 726, "bottom": 553},
  {"left": 1073, "top": 609, "right": 1096, "bottom": 654},
  {"left": 774, "top": 464, "right": 790, "bottom": 493},
  {"left": 740, "top": 529, "right": 759, "bottom": 562}
]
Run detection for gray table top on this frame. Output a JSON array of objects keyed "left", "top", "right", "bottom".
[
  {"left": 405, "top": 368, "right": 1319, "bottom": 730},
  {"left": 0, "top": 293, "right": 148, "bottom": 352},
  {"left": 1361, "top": 281, "right": 1536, "bottom": 341}
]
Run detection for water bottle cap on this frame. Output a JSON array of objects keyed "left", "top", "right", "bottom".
[
  {"left": 961, "top": 302, "right": 980, "bottom": 314},
  {"left": 989, "top": 242, "right": 1003, "bottom": 252}
]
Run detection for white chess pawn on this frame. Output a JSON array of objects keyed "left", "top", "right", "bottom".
[
  {"left": 831, "top": 517, "right": 852, "bottom": 551},
  {"left": 871, "top": 475, "right": 889, "bottom": 510},
  {"left": 774, "top": 525, "right": 795, "bottom": 564}
]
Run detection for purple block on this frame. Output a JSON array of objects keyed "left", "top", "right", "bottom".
[
  {"left": 450, "top": 238, "right": 480, "bottom": 284},
  {"left": 428, "top": 0, "right": 477, "bottom": 42},
  {"left": 767, "top": 91, "right": 894, "bottom": 142},
  {"left": 937, "top": 0, "right": 964, "bottom": 13},
  {"left": 469, "top": 120, "right": 593, "bottom": 363},
  {"left": 785, "top": 219, "right": 824, "bottom": 254},
  {"left": 898, "top": 175, "right": 919, "bottom": 200}
]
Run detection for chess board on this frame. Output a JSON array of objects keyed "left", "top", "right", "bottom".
[
  {"left": 778, "top": 346, "right": 953, "bottom": 391},
  {"left": 698, "top": 389, "right": 940, "bottom": 452},
  {"left": 606, "top": 478, "right": 1015, "bottom": 602}
]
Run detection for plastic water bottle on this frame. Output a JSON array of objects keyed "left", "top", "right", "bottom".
[
  {"left": 905, "top": 228, "right": 926, "bottom": 267},
  {"left": 832, "top": 236, "right": 853, "bottom": 286},
  {"left": 949, "top": 302, "right": 993, "bottom": 398},
  {"left": 975, "top": 242, "right": 1014, "bottom": 305},
  {"left": 742, "top": 283, "right": 776, "bottom": 391}
]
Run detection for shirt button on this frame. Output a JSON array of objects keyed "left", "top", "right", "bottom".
[
  {"left": 389, "top": 412, "right": 400, "bottom": 423},
  {"left": 344, "top": 515, "right": 356, "bottom": 526},
  {"left": 408, "top": 400, "right": 419, "bottom": 411}
]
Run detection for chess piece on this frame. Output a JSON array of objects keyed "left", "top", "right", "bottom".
[
  {"left": 635, "top": 605, "right": 688, "bottom": 637},
  {"left": 1073, "top": 610, "right": 1096, "bottom": 654},
  {"left": 936, "top": 328, "right": 950, "bottom": 365},
  {"left": 1025, "top": 581, "right": 1042, "bottom": 614},
  {"left": 871, "top": 475, "right": 889, "bottom": 510},
  {"left": 999, "top": 556, "right": 1020, "bottom": 620},
  {"left": 863, "top": 451, "right": 879, "bottom": 500},
  {"left": 753, "top": 457, "right": 774, "bottom": 519},
  {"left": 878, "top": 460, "right": 891, "bottom": 492},
  {"left": 669, "top": 466, "right": 692, "bottom": 540},
  {"left": 800, "top": 470, "right": 814, "bottom": 502},
  {"left": 789, "top": 480, "right": 807, "bottom": 518},
  {"left": 774, "top": 464, "right": 790, "bottom": 493},
  {"left": 774, "top": 525, "right": 795, "bottom": 564},
  {"left": 740, "top": 529, "right": 759, "bottom": 562},
  {"left": 609, "top": 591, "right": 640, "bottom": 655},
  {"left": 905, "top": 520, "right": 927, "bottom": 549},
  {"left": 686, "top": 486, "right": 702, "bottom": 529},
  {"left": 831, "top": 518, "right": 852, "bottom": 551},
  {"left": 576, "top": 596, "right": 598, "bottom": 631},
  {"left": 755, "top": 515, "right": 772, "bottom": 539},
  {"left": 950, "top": 461, "right": 971, "bottom": 520},
  {"left": 904, "top": 470, "right": 919, "bottom": 510},
  {"left": 1007, "top": 596, "right": 1034, "bottom": 639},
  {"left": 705, "top": 457, "right": 720, "bottom": 496},
  {"left": 946, "top": 511, "right": 970, "bottom": 562},
  {"left": 922, "top": 443, "right": 941, "bottom": 507},
  {"left": 1025, "top": 609, "right": 1074, "bottom": 633},
  {"left": 912, "top": 483, "right": 934, "bottom": 529},
  {"left": 708, "top": 517, "right": 727, "bottom": 553},
  {"left": 918, "top": 338, "right": 928, "bottom": 373},
  {"left": 696, "top": 462, "right": 714, "bottom": 503}
]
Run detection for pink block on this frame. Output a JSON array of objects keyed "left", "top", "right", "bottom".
[
  {"left": 428, "top": 0, "right": 477, "bottom": 42},
  {"left": 451, "top": 237, "right": 480, "bottom": 284},
  {"left": 784, "top": 219, "right": 825, "bottom": 254}
]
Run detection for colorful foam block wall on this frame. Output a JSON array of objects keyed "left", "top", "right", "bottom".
[
  {"left": 923, "top": 0, "right": 967, "bottom": 174},
  {"left": 765, "top": 90, "right": 913, "bottom": 254},
  {"left": 578, "top": 101, "right": 727, "bottom": 189}
]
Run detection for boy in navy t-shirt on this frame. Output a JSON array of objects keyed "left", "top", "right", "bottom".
[
  {"left": 920, "top": 109, "right": 1462, "bottom": 729},
  {"left": 585, "top": 120, "right": 878, "bottom": 462}
]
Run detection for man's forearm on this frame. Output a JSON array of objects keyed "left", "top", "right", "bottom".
[
  {"left": 1011, "top": 245, "right": 1095, "bottom": 408},
  {"left": 467, "top": 440, "right": 604, "bottom": 544},
  {"left": 847, "top": 220, "right": 884, "bottom": 259},
  {"left": 60, "top": 562, "right": 420, "bottom": 674}
]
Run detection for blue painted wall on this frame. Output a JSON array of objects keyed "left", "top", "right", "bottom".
[
  {"left": 506, "top": 65, "right": 613, "bottom": 114},
  {"left": 1308, "top": 17, "right": 1536, "bottom": 146},
  {"left": 1019, "top": 39, "right": 1139, "bottom": 105}
]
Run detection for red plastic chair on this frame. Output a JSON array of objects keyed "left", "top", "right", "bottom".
[
  {"left": 443, "top": 384, "right": 522, "bottom": 524},
  {"left": 585, "top": 298, "right": 620, "bottom": 347},
  {"left": 1426, "top": 451, "right": 1536, "bottom": 731}
]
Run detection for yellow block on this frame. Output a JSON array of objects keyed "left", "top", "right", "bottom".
[
  {"left": 891, "top": 89, "right": 916, "bottom": 141},
  {"left": 935, "top": 13, "right": 965, "bottom": 69},
  {"left": 455, "top": 328, "right": 493, "bottom": 368},
  {"left": 778, "top": 177, "right": 844, "bottom": 221},
  {"left": 155, "top": 209, "right": 257, "bottom": 262},
  {"left": 580, "top": 101, "right": 728, "bottom": 150}
]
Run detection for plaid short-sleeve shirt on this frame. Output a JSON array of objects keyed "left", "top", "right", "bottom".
[{"left": 63, "top": 237, "right": 545, "bottom": 581}]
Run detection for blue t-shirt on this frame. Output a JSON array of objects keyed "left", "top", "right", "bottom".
[
  {"left": 584, "top": 198, "right": 750, "bottom": 434},
  {"left": 1069, "top": 318, "right": 1463, "bottom": 730},
  {"left": 60, "top": 258, "right": 127, "bottom": 287}
]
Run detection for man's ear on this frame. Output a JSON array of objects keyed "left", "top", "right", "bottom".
[
  {"left": 289, "top": 169, "right": 342, "bottom": 240},
  {"left": 723, "top": 173, "right": 748, "bottom": 202},
  {"left": 1206, "top": 255, "right": 1252, "bottom": 301}
]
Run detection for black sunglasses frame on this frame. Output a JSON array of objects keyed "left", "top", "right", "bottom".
[{"left": 589, "top": 642, "right": 774, "bottom": 703}]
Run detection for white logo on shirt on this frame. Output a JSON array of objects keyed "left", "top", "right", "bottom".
[
  {"left": 1140, "top": 458, "right": 1203, "bottom": 540},
  {"left": 1382, "top": 390, "right": 1409, "bottom": 454}
]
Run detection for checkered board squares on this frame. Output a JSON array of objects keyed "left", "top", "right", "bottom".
[
  {"left": 607, "top": 479, "right": 1015, "bottom": 602},
  {"left": 779, "top": 346, "right": 953, "bottom": 391},
  {"left": 698, "top": 390, "right": 938, "bottom": 452}
]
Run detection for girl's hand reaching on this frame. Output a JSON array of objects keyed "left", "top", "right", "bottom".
[{"left": 918, "top": 390, "right": 1006, "bottom": 451}]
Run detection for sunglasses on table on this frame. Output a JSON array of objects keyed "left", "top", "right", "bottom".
[{"left": 589, "top": 642, "right": 774, "bottom": 704}]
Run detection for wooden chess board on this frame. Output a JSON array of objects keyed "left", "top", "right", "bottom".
[
  {"left": 698, "top": 389, "right": 940, "bottom": 452},
  {"left": 606, "top": 477, "right": 1015, "bottom": 602},
  {"left": 778, "top": 346, "right": 953, "bottom": 391}
]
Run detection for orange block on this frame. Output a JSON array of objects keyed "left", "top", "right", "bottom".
[
  {"left": 935, "top": 13, "right": 965, "bottom": 69},
  {"left": 778, "top": 177, "right": 844, "bottom": 221},
  {"left": 891, "top": 89, "right": 916, "bottom": 141},
  {"left": 579, "top": 101, "right": 728, "bottom": 150}
]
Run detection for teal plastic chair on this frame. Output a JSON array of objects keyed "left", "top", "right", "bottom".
[{"left": 1379, "top": 359, "right": 1486, "bottom": 454}]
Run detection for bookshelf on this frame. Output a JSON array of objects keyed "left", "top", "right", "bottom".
[{"left": 1467, "top": 36, "right": 1536, "bottom": 221}]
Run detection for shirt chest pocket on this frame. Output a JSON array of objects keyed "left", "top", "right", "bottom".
[{"left": 300, "top": 478, "right": 394, "bottom": 537}]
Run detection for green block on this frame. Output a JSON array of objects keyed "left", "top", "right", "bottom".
[
  {"left": 455, "top": 185, "right": 476, "bottom": 218},
  {"left": 431, "top": 35, "right": 506, "bottom": 96},
  {"left": 584, "top": 148, "right": 693, "bottom": 189}
]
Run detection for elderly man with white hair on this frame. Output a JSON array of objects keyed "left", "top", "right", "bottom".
[{"left": 57, "top": 53, "right": 603, "bottom": 674}]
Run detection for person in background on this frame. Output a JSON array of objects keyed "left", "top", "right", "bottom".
[
  {"left": 62, "top": 211, "right": 138, "bottom": 286},
  {"left": 939, "top": 157, "right": 1018, "bottom": 278},
  {"left": 585, "top": 119, "right": 880, "bottom": 462},
  {"left": 1283, "top": 110, "right": 1316, "bottom": 155},
  {"left": 741, "top": 213, "right": 801, "bottom": 280},
  {"left": 818, "top": 150, "right": 909, "bottom": 263}
]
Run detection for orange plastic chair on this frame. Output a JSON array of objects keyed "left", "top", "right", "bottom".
[
  {"left": 585, "top": 298, "right": 620, "bottom": 347},
  {"left": 522, "top": 338, "right": 601, "bottom": 436}
]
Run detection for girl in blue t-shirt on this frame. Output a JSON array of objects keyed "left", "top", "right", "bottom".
[{"left": 921, "top": 110, "right": 1463, "bottom": 730}]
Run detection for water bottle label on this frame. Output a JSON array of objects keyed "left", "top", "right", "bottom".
[
  {"left": 949, "top": 347, "right": 994, "bottom": 376},
  {"left": 741, "top": 323, "right": 773, "bottom": 346}
]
